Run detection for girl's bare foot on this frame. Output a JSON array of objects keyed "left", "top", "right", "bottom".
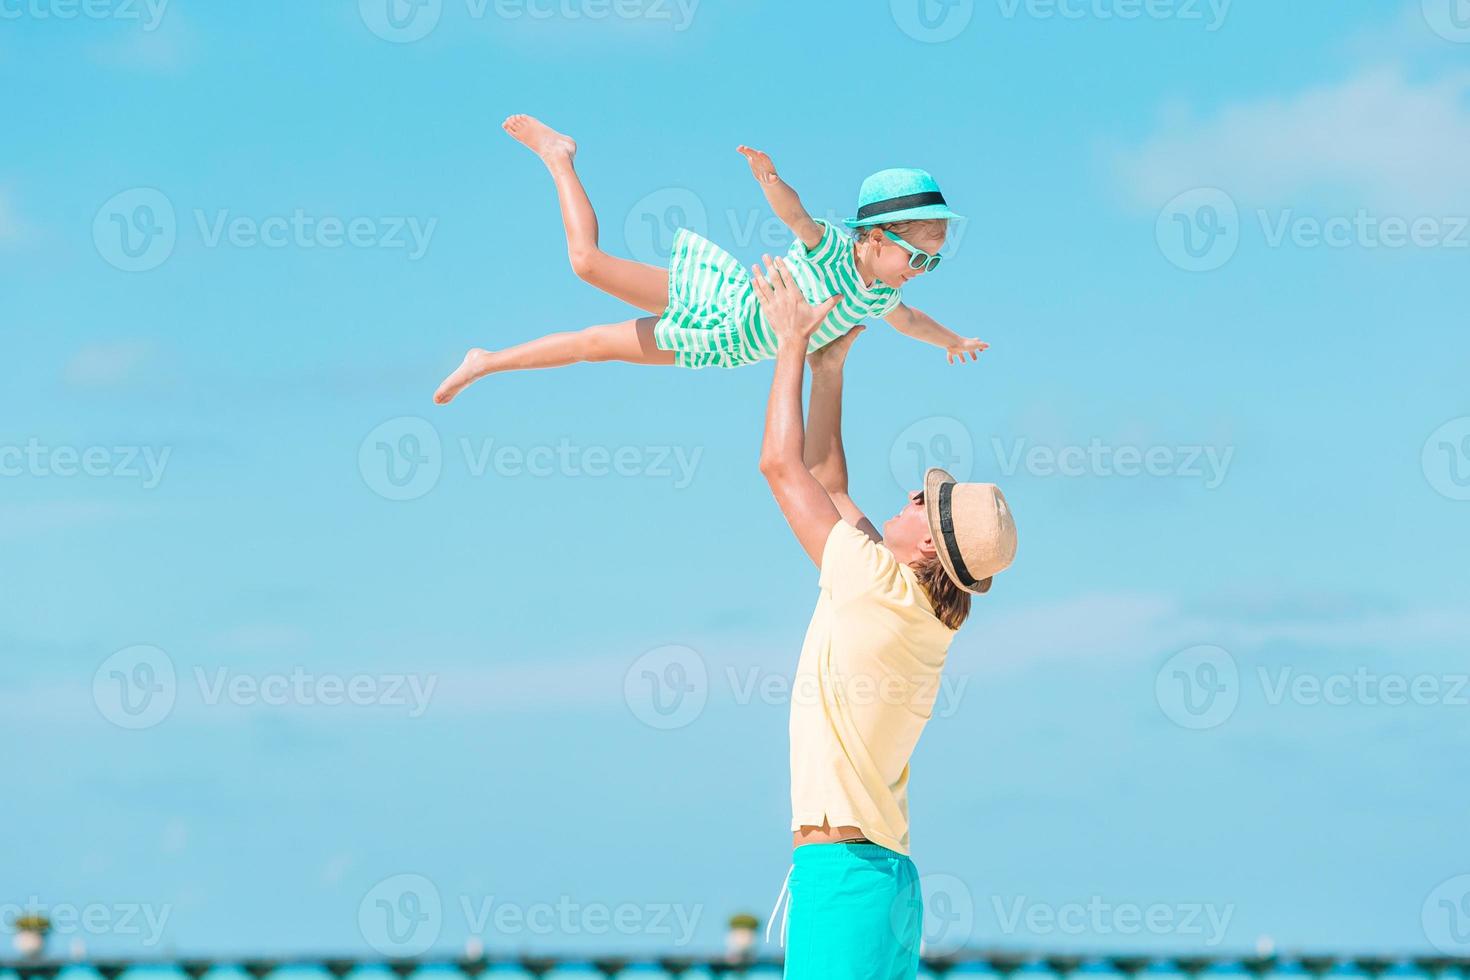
[
  {"left": 434, "top": 348, "right": 495, "bottom": 405},
  {"left": 503, "top": 114, "right": 576, "bottom": 168}
]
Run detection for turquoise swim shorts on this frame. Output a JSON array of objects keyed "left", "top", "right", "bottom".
[{"left": 782, "top": 842, "right": 923, "bottom": 979}]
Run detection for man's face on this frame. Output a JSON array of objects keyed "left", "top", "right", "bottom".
[{"left": 883, "top": 489, "right": 938, "bottom": 564}]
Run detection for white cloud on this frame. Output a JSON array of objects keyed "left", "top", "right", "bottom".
[
  {"left": 161, "top": 817, "right": 189, "bottom": 854},
  {"left": 0, "top": 189, "right": 30, "bottom": 247},
  {"left": 4, "top": 591, "right": 1465, "bottom": 729},
  {"left": 0, "top": 501, "right": 124, "bottom": 540},
  {"left": 87, "top": 11, "right": 193, "bottom": 73},
  {"left": 969, "top": 590, "right": 1470, "bottom": 671},
  {"left": 63, "top": 340, "right": 156, "bottom": 390},
  {"left": 1115, "top": 68, "right": 1470, "bottom": 213},
  {"left": 320, "top": 854, "right": 354, "bottom": 886}
]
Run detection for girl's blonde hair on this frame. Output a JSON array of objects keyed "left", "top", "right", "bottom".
[{"left": 852, "top": 217, "right": 949, "bottom": 247}]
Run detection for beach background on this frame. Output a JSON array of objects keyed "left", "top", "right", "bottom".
[{"left": 3, "top": 0, "right": 1469, "bottom": 965}]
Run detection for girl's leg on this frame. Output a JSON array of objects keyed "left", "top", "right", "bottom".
[
  {"left": 434, "top": 316, "right": 675, "bottom": 404},
  {"left": 504, "top": 114, "right": 669, "bottom": 315}
]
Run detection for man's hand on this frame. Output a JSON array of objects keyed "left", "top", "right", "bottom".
[
  {"left": 750, "top": 255, "right": 842, "bottom": 349},
  {"left": 945, "top": 336, "right": 990, "bottom": 364},
  {"left": 737, "top": 145, "right": 780, "bottom": 185},
  {"left": 808, "top": 325, "right": 864, "bottom": 374}
]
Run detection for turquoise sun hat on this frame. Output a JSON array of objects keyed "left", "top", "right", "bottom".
[{"left": 844, "top": 168, "right": 963, "bottom": 228}]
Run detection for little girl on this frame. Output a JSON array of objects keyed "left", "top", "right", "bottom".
[{"left": 433, "top": 115, "right": 987, "bottom": 404}]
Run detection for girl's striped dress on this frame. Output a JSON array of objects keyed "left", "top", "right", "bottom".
[{"left": 652, "top": 220, "right": 902, "bottom": 369}]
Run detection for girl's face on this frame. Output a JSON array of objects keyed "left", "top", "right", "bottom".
[{"left": 864, "top": 222, "right": 948, "bottom": 289}]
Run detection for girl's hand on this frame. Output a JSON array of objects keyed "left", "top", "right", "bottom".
[
  {"left": 737, "top": 145, "right": 780, "bottom": 185},
  {"left": 946, "top": 337, "right": 990, "bottom": 364},
  {"left": 751, "top": 255, "right": 841, "bottom": 348}
]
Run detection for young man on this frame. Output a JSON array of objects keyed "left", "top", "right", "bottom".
[{"left": 750, "top": 256, "right": 1018, "bottom": 979}]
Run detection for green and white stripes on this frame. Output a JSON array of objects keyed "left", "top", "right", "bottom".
[{"left": 652, "top": 220, "right": 901, "bottom": 369}]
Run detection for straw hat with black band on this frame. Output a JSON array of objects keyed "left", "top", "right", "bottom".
[{"left": 923, "top": 467, "right": 1017, "bottom": 595}]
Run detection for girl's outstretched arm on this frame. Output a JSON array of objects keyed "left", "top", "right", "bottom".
[
  {"left": 737, "top": 146, "right": 824, "bottom": 250},
  {"left": 885, "top": 302, "right": 990, "bottom": 365}
]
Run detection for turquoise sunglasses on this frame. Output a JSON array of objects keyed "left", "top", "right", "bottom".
[{"left": 883, "top": 230, "right": 943, "bottom": 272}]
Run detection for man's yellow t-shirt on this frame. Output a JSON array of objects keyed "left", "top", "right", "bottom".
[{"left": 789, "top": 520, "right": 958, "bottom": 856}]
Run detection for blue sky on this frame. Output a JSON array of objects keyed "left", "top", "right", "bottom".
[{"left": 4, "top": 0, "right": 1470, "bottom": 962}]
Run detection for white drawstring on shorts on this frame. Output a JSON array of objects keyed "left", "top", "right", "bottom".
[{"left": 765, "top": 864, "right": 793, "bottom": 947}]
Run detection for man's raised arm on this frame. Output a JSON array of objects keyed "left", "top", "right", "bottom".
[
  {"left": 804, "top": 329, "right": 880, "bottom": 542},
  {"left": 752, "top": 256, "right": 844, "bottom": 567}
]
